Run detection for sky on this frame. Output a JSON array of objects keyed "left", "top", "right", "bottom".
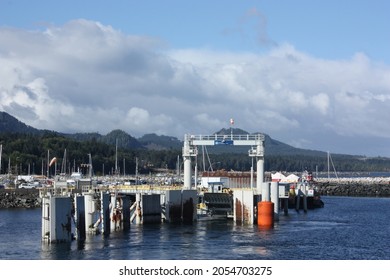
[{"left": 1, "top": 0, "right": 390, "bottom": 157}]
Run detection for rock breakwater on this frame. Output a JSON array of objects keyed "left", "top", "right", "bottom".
[
  {"left": 0, "top": 189, "right": 41, "bottom": 208},
  {"left": 315, "top": 179, "right": 390, "bottom": 197}
]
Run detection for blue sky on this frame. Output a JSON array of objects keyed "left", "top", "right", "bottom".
[
  {"left": 1, "top": 0, "right": 390, "bottom": 157},
  {"left": 2, "top": 0, "right": 389, "bottom": 61}
]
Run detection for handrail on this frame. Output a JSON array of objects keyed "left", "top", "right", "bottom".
[{"left": 186, "top": 134, "right": 264, "bottom": 141}]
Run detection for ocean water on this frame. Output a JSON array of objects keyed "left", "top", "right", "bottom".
[{"left": 1, "top": 196, "right": 389, "bottom": 260}]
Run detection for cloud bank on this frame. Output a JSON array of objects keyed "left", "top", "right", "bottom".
[{"left": 1, "top": 20, "right": 390, "bottom": 156}]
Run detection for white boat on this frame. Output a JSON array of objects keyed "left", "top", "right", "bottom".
[{"left": 19, "top": 183, "right": 37, "bottom": 189}]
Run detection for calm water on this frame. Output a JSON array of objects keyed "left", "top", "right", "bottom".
[{"left": 1, "top": 196, "right": 389, "bottom": 260}]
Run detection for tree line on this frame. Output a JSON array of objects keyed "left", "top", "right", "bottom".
[{"left": 1, "top": 132, "right": 390, "bottom": 177}]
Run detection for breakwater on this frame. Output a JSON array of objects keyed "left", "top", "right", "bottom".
[
  {"left": 315, "top": 178, "right": 390, "bottom": 197},
  {"left": 0, "top": 189, "right": 41, "bottom": 208}
]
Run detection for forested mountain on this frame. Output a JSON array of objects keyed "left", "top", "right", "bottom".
[
  {"left": 1, "top": 111, "right": 390, "bottom": 175},
  {"left": 138, "top": 133, "right": 182, "bottom": 150},
  {"left": 207, "top": 128, "right": 325, "bottom": 157},
  {"left": 0, "top": 111, "right": 42, "bottom": 134},
  {"left": 2, "top": 111, "right": 319, "bottom": 154}
]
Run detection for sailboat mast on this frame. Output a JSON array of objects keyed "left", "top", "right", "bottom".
[
  {"left": 88, "top": 153, "right": 92, "bottom": 178},
  {"left": 47, "top": 150, "right": 50, "bottom": 178},
  {"left": 135, "top": 157, "right": 138, "bottom": 183},
  {"left": 176, "top": 155, "right": 180, "bottom": 176},
  {"left": 327, "top": 151, "right": 339, "bottom": 180},
  {"left": 202, "top": 146, "right": 206, "bottom": 172},
  {"left": 115, "top": 138, "right": 118, "bottom": 175},
  {"left": 0, "top": 144, "right": 2, "bottom": 175},
  {"left": 61, "top": 149, "right": 67, "bottom": 175},
  {"left": 327, "top": 151, "right": 330, "bottom": 179}
]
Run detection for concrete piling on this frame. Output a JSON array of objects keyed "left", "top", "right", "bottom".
[
  {"left": 122, "top": 196, "right": 131, "bottom": 230},
  {"left": 84, "top": 193, "right": 100, "bottom": 234},
  {"left": 141, "top": 194, "right": 161, "bottom": 224},
  {"left": 182, "top": 190, "right": 197, "bottom": 223},
  {"left": 270, "top": 181, "right": 279, "bottom": 221},
  {"left": 74, "top": 195, "right": 86, "bottom": 241},
  {"left": 233, "top": 190, "right": 255, "bottom": 224},
  {"left": 101, "top": 192, "right": 110, "bottom": 234},
  {"left": 165, "top": 190, "right": 182, "bottom": 223},
  {"left": 41, "top": 196, "right": 72, "bottom": 243}
]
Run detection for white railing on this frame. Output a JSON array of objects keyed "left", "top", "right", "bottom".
[{"left": 186, "top": 134, "right": 264, "bottom": 142}]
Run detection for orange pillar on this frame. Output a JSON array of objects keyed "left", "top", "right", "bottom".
[{"left": 257, "top": 201, "right": 274, "bottom": 228}]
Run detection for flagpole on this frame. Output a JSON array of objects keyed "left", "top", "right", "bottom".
[{"left": 230, "top": 118, "right": 234, "bottom": 139}]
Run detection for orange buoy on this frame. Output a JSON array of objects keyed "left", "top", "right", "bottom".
[{"left": 257, "top": 201, "right": 274, "bottom": 228}]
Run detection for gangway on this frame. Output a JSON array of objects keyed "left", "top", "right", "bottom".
[{"left": 182, "top": 134, "right": 265, "bottom": 192}]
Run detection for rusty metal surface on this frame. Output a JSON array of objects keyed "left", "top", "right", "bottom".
[
  {"left": 182, "top": 197, "right": 194, "bottom": 223},
  {"left": 168, "top": 204, "right": 182, "bottom": 223}
]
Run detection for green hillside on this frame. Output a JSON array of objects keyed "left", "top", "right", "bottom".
[{"left": 1, "top": 111, "right": 390, "bottom": 175}]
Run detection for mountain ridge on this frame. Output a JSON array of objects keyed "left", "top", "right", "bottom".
[{"left": 0, "top": 111, "right": 330, "bottom": 157}]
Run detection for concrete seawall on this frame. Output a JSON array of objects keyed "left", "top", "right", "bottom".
[{"left": 0, "top": 189, "right": 41, "bottom": 208}]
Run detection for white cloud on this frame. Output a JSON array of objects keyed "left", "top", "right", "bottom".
[
  {"left": 310, "top": 93, "right": 329, "bottom": 115},
  {"left": 122, "top": 107, "right": 173, "bottom": 136},
  {"left": 125, "top": 107, "right": 150, "bottom": 126},
  {"left": 1, "top": 20, "right": 390, "bottom": 155}
]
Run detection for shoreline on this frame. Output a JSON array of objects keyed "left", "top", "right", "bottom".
[{"left": 1, "top": 179, "right": 390, "bottom": 209}]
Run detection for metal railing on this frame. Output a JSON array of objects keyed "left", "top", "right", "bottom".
[{"left": 186, "top": 134, "right": 264, "bottom": 142}]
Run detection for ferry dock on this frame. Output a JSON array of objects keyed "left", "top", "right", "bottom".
[{"left": 37, "top": 133, "right": 322, "bottom": 243}]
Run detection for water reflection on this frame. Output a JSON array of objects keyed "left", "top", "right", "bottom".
[
  {"left": 41, "top": 242, "right": 72, "bottom": 259},
  {"left": 4, "top": 197, "right": 390, "bottom": 260}
]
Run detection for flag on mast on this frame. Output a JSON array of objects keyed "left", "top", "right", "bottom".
[{"left": 229, "top": 118, "right": 234, "bottom": 138}]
